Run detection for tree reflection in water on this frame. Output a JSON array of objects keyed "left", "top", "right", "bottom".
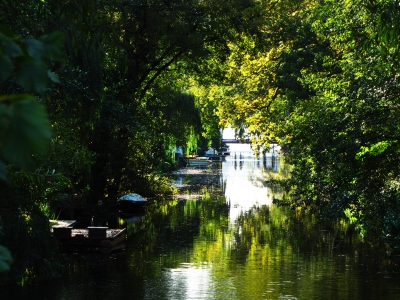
[{"left": 2, "top": 145, "right": 399, "bottom": 299}]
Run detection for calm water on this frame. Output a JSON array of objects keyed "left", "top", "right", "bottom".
[{"left": 2, "top": 144, "right": 400, "bottom": 299}]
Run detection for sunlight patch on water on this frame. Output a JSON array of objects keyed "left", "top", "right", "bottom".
[
  {"left": 223, "top": 144, "right": 274, "bottom": 224},
  {"left": 165, "top": 265, "right": 213, "bottom": 299}
]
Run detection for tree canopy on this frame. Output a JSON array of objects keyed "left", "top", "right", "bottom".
[
  {"left": 0, "top": 0, "right": 265, "bottom": 282},
  {"left": 1, "top": 0, "right": 400, "bottom": 282},
  {"left": 217, "top": 0, "right": 400, "bottom": 247}
]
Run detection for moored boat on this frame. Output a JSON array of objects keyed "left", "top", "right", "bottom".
[
  {"left": 53, "top": 225, "right": 126, "bottom": 253},
  {"left": 115, "top": 193, "right": 148, "bottom": 213}
]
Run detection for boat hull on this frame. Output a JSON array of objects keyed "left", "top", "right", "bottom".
[
  {"left": 115, "top": 200, "right": 147, "bottom": 214},
  {"left": 53, "top": 227, "right": 127, "bottom": 253}
]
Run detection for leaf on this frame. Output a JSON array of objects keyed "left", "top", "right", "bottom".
[
  {"left": 0, "top": 34, "right": 23, "bottom": 58},
  {"left": 15, "top": 57, "right": 48, "bottom": 94},
  {"left": 0, "top": 245, "right": 13, "bottom": 273},
  {"left": 0, "top": 95, "right": 52, "bottom": 170},
  {"left": 0, "top": 54, "right": 14, "bottom": 83},
  {"left": 47, "top": 71, "right": 60, "bottom": 83},
  {"left": 0, "top": 161, "right": 7, "bottom": 182},
  {"left": 22, "top": 38, "right": 45, "bottom": 60},
  {"left": 0, "top": 25, "right": 16, "bottom": 38},
  {"left": 40, "top": 31, "right": 65, "bottom": 61}
]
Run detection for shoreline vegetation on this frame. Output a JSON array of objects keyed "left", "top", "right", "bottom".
[{"left": 2, "top": 0, "right": 400, "bottom": 283}]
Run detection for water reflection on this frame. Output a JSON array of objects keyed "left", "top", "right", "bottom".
[
  {"left": 223, "top": 144, "right": 278, "bottom": 224},
  {"left": 162, "top": 266, "right": 212, "bottom": 299},
  {"left": 2, "top": 145, "right": 400, "bottom": 300}
]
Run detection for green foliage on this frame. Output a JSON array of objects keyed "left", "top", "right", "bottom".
[
  {"left": 0, "top": 95, "right": 51, "bottom": 173},
  {"left": 0, "top": 170, "right": 67, "bottom": 282},
  {"left": 0, "top": 27, "right": 64, "bottom": 278},
  {"left": 0, "top": 27, "right": 64, "bottom": 93},
  {"left": 0, "top": 28, "right": 64, "bottom": 179},
  {"left": 364, "top": 0, "right": 400, "bottom": 67},
  {"left": 214, "top": 0, "right": 400, "bottom": 248},
  {"left": 0, "top": 209, "right": 66, "bottom": 283},
  {"left": 3, "top": 0, "right": 400, "bottom": 283},
  {"left": 355, "top": 140, "right": 397, "bottom": 161},
  {"left": 0, "top": 246, "right": 12, "bottom": 273}
]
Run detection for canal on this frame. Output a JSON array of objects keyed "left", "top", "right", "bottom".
[{"left": 2, "top": 144, "right": 400, "bottom": 299}]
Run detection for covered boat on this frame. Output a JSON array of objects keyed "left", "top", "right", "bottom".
[{"left": 116, "top": 193, "right": 148, "bottom": 213}]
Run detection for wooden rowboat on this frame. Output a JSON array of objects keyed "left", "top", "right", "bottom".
[{"left": 53, "top": 226, "right": 126, "bottom": 253}]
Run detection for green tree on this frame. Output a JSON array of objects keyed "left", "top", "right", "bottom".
[
  {"left": 80, "top": 0, "right": 266, "bottom": 202},
  {"left": 0, "top": 26, "right": 64, "bottom": 278},
  {"left": 216, "top": 0, "right": 400, "bottom": 247}
]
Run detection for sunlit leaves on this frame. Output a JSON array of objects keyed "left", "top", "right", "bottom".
[
  {"left": 364, "top": 0, "right": 400, "bottom": 67},
  {"left": 208, "top": 0, "right": 400, "bottom": 247},
  {"left": 280, "top": 0, "right": 400, "bottom": 243},
  {"left": 355, "top": 140, "right": 398, "bottom": 161},
  {"left": 219, "top": 2, "right": 319, "bottom": 147}
]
